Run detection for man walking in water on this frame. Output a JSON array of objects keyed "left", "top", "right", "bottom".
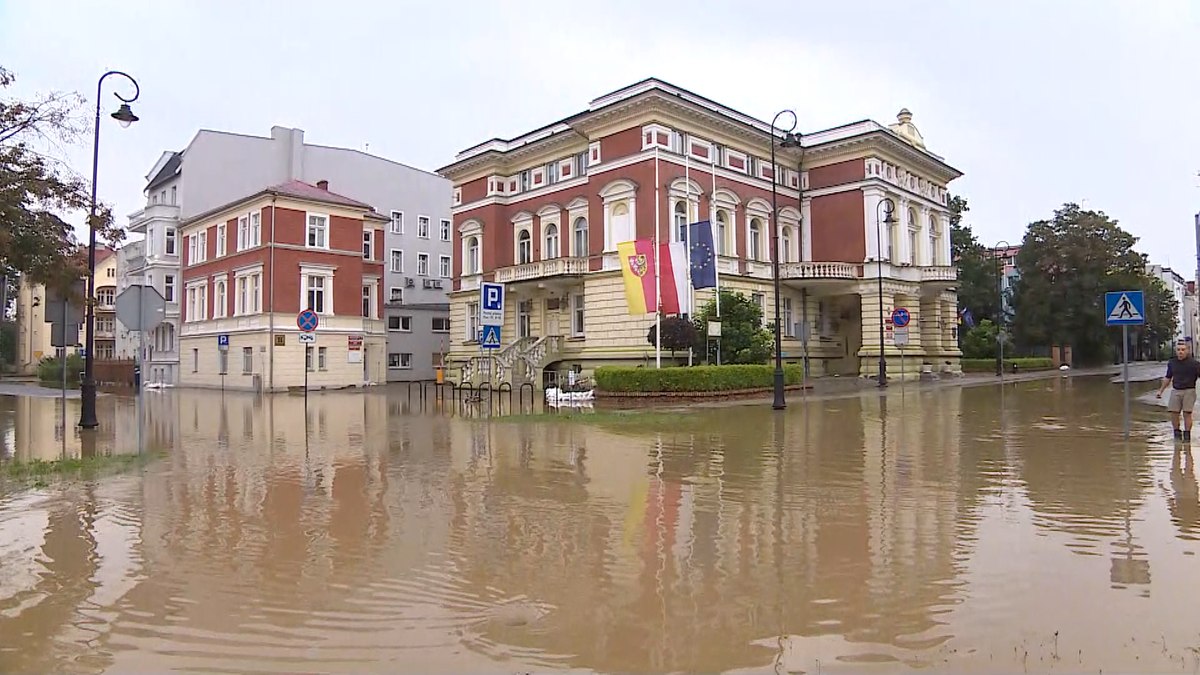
[{"left": 1158, "top": 341, "right": 1199, "bottom": 441}]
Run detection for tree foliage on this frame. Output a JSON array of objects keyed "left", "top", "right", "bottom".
[
  {"left": 0, "top": 65, "right": 123, "bottom": 296},
  {"left": 960, "top": 319, "right": 999, "bottom": 360},
  {"left": 646, "top": 315, "right": 698, "bottom": 354},
  {"left": 949, "top": 195, "right": 1001, "bottom": 324},
  {"left": 692, "top": 290, "right": 773, "bottom": 364},
  {"left": 1010, "top": 203, "right": 1166, "bottom": 365}
]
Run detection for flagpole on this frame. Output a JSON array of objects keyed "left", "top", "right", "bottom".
[
  {"left": 712, "top": 147, "right": 721, "bottom": 366},
  {"left": 654, "top": 145, "right": 662, "bottom": 369},
  {"left": 684, "top": 133, "right": 693, "bottom": 366}
]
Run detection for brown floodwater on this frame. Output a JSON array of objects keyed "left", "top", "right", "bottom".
[{"left": 0, "top": 375, "right": 1197, "bottom": 674}]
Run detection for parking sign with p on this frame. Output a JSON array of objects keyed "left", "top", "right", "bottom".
[{"left": 480, "top": 282, "right": 504, "bottom": 326}]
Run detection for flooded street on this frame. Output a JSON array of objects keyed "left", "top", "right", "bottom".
[{"left": 1, "top": 375, "right": 1198, "bottom": 673}]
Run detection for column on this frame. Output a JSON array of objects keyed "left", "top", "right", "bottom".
[
  {"left": 918, "top": 205, "right": 933, "bottom": 267},
  {"left": 858, "top": 286, "right": 895, "bottom": 377},
  {"left": 920, "top": 294, "right": 940, "bottom": 357},
  {"left": 896, "top": 198, "right": 911, "bottom": 266},
  {"left": 801, "top": 197, "right": 813, "bottom": 262},
  {"left": 862, "top": 188, "right": 885, "bottom": 260}
]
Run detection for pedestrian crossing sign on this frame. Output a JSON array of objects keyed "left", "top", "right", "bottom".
[
  {"left": 1105, "top": 290, "right": 1145, "bottom": 326},
  {"left": 480, "top": 324, "right": 501, "bottom": 349}
]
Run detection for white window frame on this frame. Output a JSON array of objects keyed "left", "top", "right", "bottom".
[
  {"left": 318, "top": 346, "right": 328, "bottom": 371},
  {"left": 213, "top": 277, "right": 227, "bottom": 319},
  {"left": 440, "top": 218, "right": 451, "bottom": 242},
  {"left": 417, "top": 252, "right": 430, "bottom": 276},
  {"left": 432, "top": 317, "right": 450, "bottom": 333},
  {"left": 250, "top": 212, "right": 261, "bottom": 247},
  {"left": 196, "top": 230, "right": 207, "bottom": 263},
  {"left": 165, "top": 226, "right": 176, "bottom": 256},
  {"left": 543, "top": 221, "right": 560, "bottom": 259},
  {"left": 390, "top": 249, "right": 404, "bottom": 274},
  {"left": 388, "top": 315, "right": 412, "bottom": 332},
  {"left": 571, "top": 293, "right": 585, "bottom": 336},
  {"left": 465, "top": 236, "right": 480, "bottom": 274},
  {"left": 466, "top": 301, "right": 480, "bottom": 341},
  {"left": 237, "top": 216, "right": 249, "bottom": 251},
  {"left": 163, "top": 274, "right": 176, "bottom": 303},
  {"left": 216, "top": 223, "right": 227, "bottom": 257},
  {"left": 390, "top": 210, "right": 404, "bottom": 235},
  {"left": 300, "top": 265, "right": 335, "bottom": 315},
  {"left": 187, "top": 233, "right": 197, "bottom": 266},
  {"left": 417, "top": 215, "right": 430, "bottom": 239},
  {"left": 361, "top": 282, "right": 376, "bottom": 319},
  {"left": 234, "top": 266, "right": 264, "bottom": 316},
  {"left": 242, "top": 347, "right": 253, "bottom": 374},
  {"left": 516, "top": 228, "right": 532, "bottom": 265},
  {"left": 388, "top": 353, "right": 413, "bottom": 370},
  {"left": 388, "top": 287, "right": 403, "bottom": 304},
  {"left": 362, "top": 230, "right": 373, "bottom": 260},
  {"left": 306, "top": 213, "right": 330, "bottom": 250},
  {"left": 439, "top": 254, "right": 451, "bottom": 279}
]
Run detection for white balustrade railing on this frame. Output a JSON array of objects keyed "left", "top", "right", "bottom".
[
  {"left": 779, "top": 262, "right": 859, "bottom": 279},
  {"left": 494, "top": 257, "right": 589, "bottom": 283}
]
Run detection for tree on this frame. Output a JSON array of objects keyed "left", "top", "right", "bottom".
[
  {"left": 646, "top": 315, "right": 699, "bottom": 357},
  {"left": 949, "top": 195, "right": 1001, "bottom": 324},
  {"left": 692, "top": 290, "right": 772, "bottom": 364},
  {"left": 960, "top": 319, "right": 999, "bottom": 359},
  {"left": 1010, "top": 203, "right": 1150, "bottom": 365},
  {"left": 0, "top": 66, "right": 123, "bottom": 295}
]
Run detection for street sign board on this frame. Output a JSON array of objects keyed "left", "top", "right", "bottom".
[
  {"left": 298, "top": 333, "right": 316, "bottom": 344},
  {"left": 115, "top": 285, "right": 166, "bottom": 332},
  {"left": 480, "top": 282, "right": 504, "bottom": 326},
  {"left": 893, "top": 326, "right": 910, "bottom": 347},
  {"left": 44, "top": 282, "right": 85, "bottom": 325},
  {"left": 1105, "top": 291, "right": 1145, "bottom": 326},
  {"left": 297, "top": 309, "right": 320, "bottom": 332},
  {"left": 217, "top": 334, "right": 230, "bottom": 350},
  {"left": 347, "top": 335, "right": 363, "bottom": 350},
  {"left": 891, "top": 307, "right": 911, "bottom": 328},
  {"left": 50, "top": 322, "right": 80, "bottom": 348},
  {"left": 480, "top": 324, "right": 502, "bottom": 349}
]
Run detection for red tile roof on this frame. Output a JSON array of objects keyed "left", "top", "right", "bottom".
[{"left": 268, "top": 180, "right": 372, "bottom": 210}]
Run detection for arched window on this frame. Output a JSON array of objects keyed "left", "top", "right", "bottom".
[
  {"left": 215, "top": 280, "right": 226, "bottom": 318},
  {"left": 517, "top": 229, "right": 532, "bottom": 264},
  {"left": 749, "top": 218, "right": 763, "bottom": 261},
  {"left": 908, "top": 208, "right": 919, "bottom": 265},
  {"left": 466, "top": 236, "right": 480, "bottom": 274},
  {"left": 573, "top": 217, "right": 588, "bottom": 257},
  {"left": 781, "top": 227, "right": 792, "bottom": 263},
  {"left": 674, "top": 201, "right": 688, "bottom": 243},
  {"left": 544, "top": 223, "right": 559, "bottom": 259},
  {"left": 715, "top": 210, "right": 728, "bottom": 255},
  {"left": 929, "top": 214, "right": 941, "bottom": 265},
  {"left": 612, "top": 203, "right": 631, "bottom": 245}
]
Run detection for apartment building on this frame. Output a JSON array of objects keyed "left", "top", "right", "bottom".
[
  {"left": 439, "top": 79, "right": 963, "bottom": 384},
  {"left": 15, "top": 247, "right": 116, "bottom": 374},
  {"left": 1147, "top": 264, "right": 1193, "bottom": 342},
  {"left": 177, "top": 179, "right": 387, "bottom": 391},
  {"left": 119, "top": 126, "right": 451, "bottom": 384}
]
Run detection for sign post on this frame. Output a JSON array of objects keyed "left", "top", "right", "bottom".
[
  {"left": 297, "top": 309, "right": 320, "bottom": 412},
  {"left": 1106, "top": 290, "right": 1146, "bottom": 438},
  {"left": 891, "top": 308, "right": 910, "bottom": 384},
  {"left": 479, "top": 282, "right": 505, "bottom": 381},
  {"left": 116, "top": 284, "right": 167, "bottom": 454}
]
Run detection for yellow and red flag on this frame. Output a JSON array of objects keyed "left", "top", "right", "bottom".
[{"left": 617, "top": 239, "right": 688, "bottom": 315}]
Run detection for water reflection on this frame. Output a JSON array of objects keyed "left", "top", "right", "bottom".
[{"left": 0, "top": 378, "right": 1198, "bottom": 673}]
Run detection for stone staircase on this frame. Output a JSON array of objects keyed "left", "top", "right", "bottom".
[{"left": 456, "top": 335, "right": 563, "bottom": 387}]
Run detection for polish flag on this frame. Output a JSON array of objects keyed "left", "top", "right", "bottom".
[{"left": 617, "top": 240, "right": 690, "bottom": 315}]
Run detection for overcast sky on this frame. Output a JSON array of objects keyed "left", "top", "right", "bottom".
[{"left": 3, "top": 0, "right": 1198, "bottom": 276}]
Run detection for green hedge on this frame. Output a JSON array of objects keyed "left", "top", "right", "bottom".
[
  {"left": 961, "top": 357, "right": 1055, "bottom": 373},
  {"left": 595, "top": 364, "right": 805, "bottom": 393},
  {"left": 37, "top": 353, "right": 83, "bottom": 385}
]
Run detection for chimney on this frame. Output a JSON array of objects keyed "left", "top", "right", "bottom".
[{"left": 316, "top": 180, "right": 329, "bottom": 190}]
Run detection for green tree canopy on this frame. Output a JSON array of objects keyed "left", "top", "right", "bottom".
[
  {"left": 0, "top": 66, "right": 123, "bottom": 295},
  {"left": 692, "top": 290, "right": 772, "bottom": 364},
  {"left": 949, "top": 195, "right": 1002, "bottom": 324},
  {"left": 647, "top": 315, "right": 698, "bottom": 354}
]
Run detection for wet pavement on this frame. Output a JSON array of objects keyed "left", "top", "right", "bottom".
[{"left": 0, "top": 374, "right": 1197, "bottom": 674}]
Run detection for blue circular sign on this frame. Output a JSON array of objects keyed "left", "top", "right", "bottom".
[
  {"left": 891, "top": 307, "right": 910, "bottom": 328},
  {"left": 297, "top": 309, "right": 319, "bottom": 332}
]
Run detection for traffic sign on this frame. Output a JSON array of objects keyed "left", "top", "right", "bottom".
[
  {"left": 893, "top": 326, "right": 910, "bottom": 347},
  {"left": 1105, "top": 291, "right": 1145, "bottom": 326},
  {"left": 298, "top": 333, "right": 316, "bottom": 344},
  {"left": 297, "top": 309, "right": 320, "bottom": 332},
  {"left": 44, "top": 282, "right": 85, "bottom": 325},
  {"left": 480, "top": 282, "right": 504, "bottom": 326},
  {"left": 891, "top": 307, "right": 911, "bottom": 328},
  {"left": 217, "top": 334, "right": 230, "bottom": 348},
  {"left": 480, "top": 324, "right": 502, "bottom": 349},
  {"left": 115, "top": 285, "right": 166, "bottom": 332}
]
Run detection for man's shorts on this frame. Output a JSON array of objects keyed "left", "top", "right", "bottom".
[{"left": 1169, "top": 388, "right": 1197, "bottom": 414}]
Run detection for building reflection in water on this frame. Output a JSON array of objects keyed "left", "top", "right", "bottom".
[{"left": 2, "top": 378, "right": 1199, "bottom": 673}]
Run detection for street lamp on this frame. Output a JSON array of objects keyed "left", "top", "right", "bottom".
[
  {"left": 994, "top": 240, "right": 1011, "bottom": 381},
  {"left": 876, "top": 197, "right": 895, "bottom": 387},
  {"left": 770, "top": 109, "right": 801, "bottom": 411},
  {"left": 79, "top": 71, "right": 140, "bottom": 430}
]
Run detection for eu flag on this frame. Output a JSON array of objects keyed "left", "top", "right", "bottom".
[{"left": 688, "top": 220, "right": 717, "bottom": 289}]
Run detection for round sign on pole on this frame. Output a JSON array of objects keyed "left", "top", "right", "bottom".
[
  {"left": 891, "top": 307, "right": 911, "bottom": 328},
  {"left": 297, "top": 309, "right": 320, "bottom": 332}
]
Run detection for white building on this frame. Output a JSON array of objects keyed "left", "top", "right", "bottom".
[
  {"left": 117, "top": 127, "right": 452, "bottom": 384},
  {"left": 1146, "top": 264, "right": 1190, "bottom": 342}
]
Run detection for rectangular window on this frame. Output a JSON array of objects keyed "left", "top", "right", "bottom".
[
  {"left": 783, "top": 297, "right": 794, "bottom": 337},
  {"left": 213, "top": 279, "right": 226, "bottom": 318},
  {"left": 389, "top": 287, "right": 403, "bottom": 304},
  {"left": 165, "top": 227, "right": 176, "bottom": 256},
  {"left": 388, "top": 315, "right": 412, "bottom": 332},
  {"left": 250, "top": 212, "right": 261, "bottom": 247},
  {"left": 417, "top": 216, "right": 430, "bottom": 239},
  {"left": 318, "top": 346, "right": 327, "bottom": 371},
  {"left": 752, "top": 293, "right": 765, "bottom": 313},
  {"left": 388, "top": 353, "right": 412, "bottom": 369},
  {"left": 238, "top": 216, "right": 248, "bottom": 251},
  {"left": 390, "top": 249, "right": 403, "bottom": 274},
  {"left": 250, "top": 273, "right": 261, "bottom": 312},
  {"left": 187, "top": 234, "right": 197, "bottom": 265},
  {"left": 307, "top": 214, "right": 328, "bottom": 248},
  {"left": 192, "top": 348, "right": 199, "bottom": 373},
  {"left": 417, "top": 253, "right": 429, "bottom": 276},
  {"left": 440, "top": 219, "right": 451, "bottom": 242},
  {"left": 197, "top": 231, "right": 207, "bottom": 263},
  {"left": 571, "top": 293, "right": 585, "bottom": 336},
  {"left": 164, "top": 274, "right": 175, "bottom": 303},
  {"left": 390, "top": 211, "right": 404, "bottom": 234},
  {"left": 305, "top": 275, "right": 326, "bottom": 313},
  {"left": 467, "top": 301, "right": 479, "bottom": 341},
  {"left": 198, "top": 284, "right": 207, "bottom": 320},
  {"left": 306, "top": 345, "right": 315, "bottom": 372},
  {"left": 361, "top": 284, "right": 374, "bottom": 318},
  {"left": 242, "top": 346, "right": 253, "bottom": 374},
  {"left": 439, "top": 255, "right": 451, "bottom": 278},
  {"left": 237, "top": 276, "right": 248, "bottom": 315},
  {"left": 171, "top": 185, "right": 177, "bottom": 205},
  {"left": 362, "top": 231, "right": 373, "bottom": 259},
  {"left": 432, "top": 317, "right": 450, "bottom": 332},
  {"left": 216, "top": 223, "right": 226, "bottom": 257}
]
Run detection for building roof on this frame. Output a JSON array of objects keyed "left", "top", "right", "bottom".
[
  {"left": 95, "top": 246, "right": 116, "bottom": 265},
  {"left": 145, "top": 152, "right": 181, "bottom": 192},
  {"left": 268, "top": 180, "right": 372, "bottom": 209}
]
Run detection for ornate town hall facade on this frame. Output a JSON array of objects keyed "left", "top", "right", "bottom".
[{"left": 439, "top": 79, "right": 963, "bottom": 384}]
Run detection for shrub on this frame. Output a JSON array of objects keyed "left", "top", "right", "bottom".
[
  {"left": 960, "top": 357, "right": 1054, "bottom": 373},
  {"left": 647, "top": 316, "right": 699, "bottom": 354},
  {"left": 37, "top": 353, "right": 83, "bottom": 385},
  {"left": 595, "top": 364, "right": 805, "bottom": 393}
]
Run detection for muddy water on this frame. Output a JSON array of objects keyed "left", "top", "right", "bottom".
[{"left": 1, "top": 376, "right": 1198, "bottom": 674}]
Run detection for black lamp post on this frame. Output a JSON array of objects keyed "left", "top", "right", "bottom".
[
  {"left": 79, "top": 71, "right": 140, "bottom": 430},
  {"left": 994, "top": 240, "right": 1011, "bottom": 379},
  {"left": 770, "top": 110, "right": 801, "bottom": 411},
  {"left": 876, "top": 197, "right": 895, "bottom": 387}
]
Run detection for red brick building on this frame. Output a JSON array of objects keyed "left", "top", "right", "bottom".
[{"left": 178, "top": 180, "right": 388, "bottom": 391}]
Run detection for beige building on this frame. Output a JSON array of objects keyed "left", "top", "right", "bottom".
[
  {"left": 439, "top": 79, "right": 963, "bottom": 386},
  {"left": 15, "top": 248, "right": 118, "bottom": 375}
]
